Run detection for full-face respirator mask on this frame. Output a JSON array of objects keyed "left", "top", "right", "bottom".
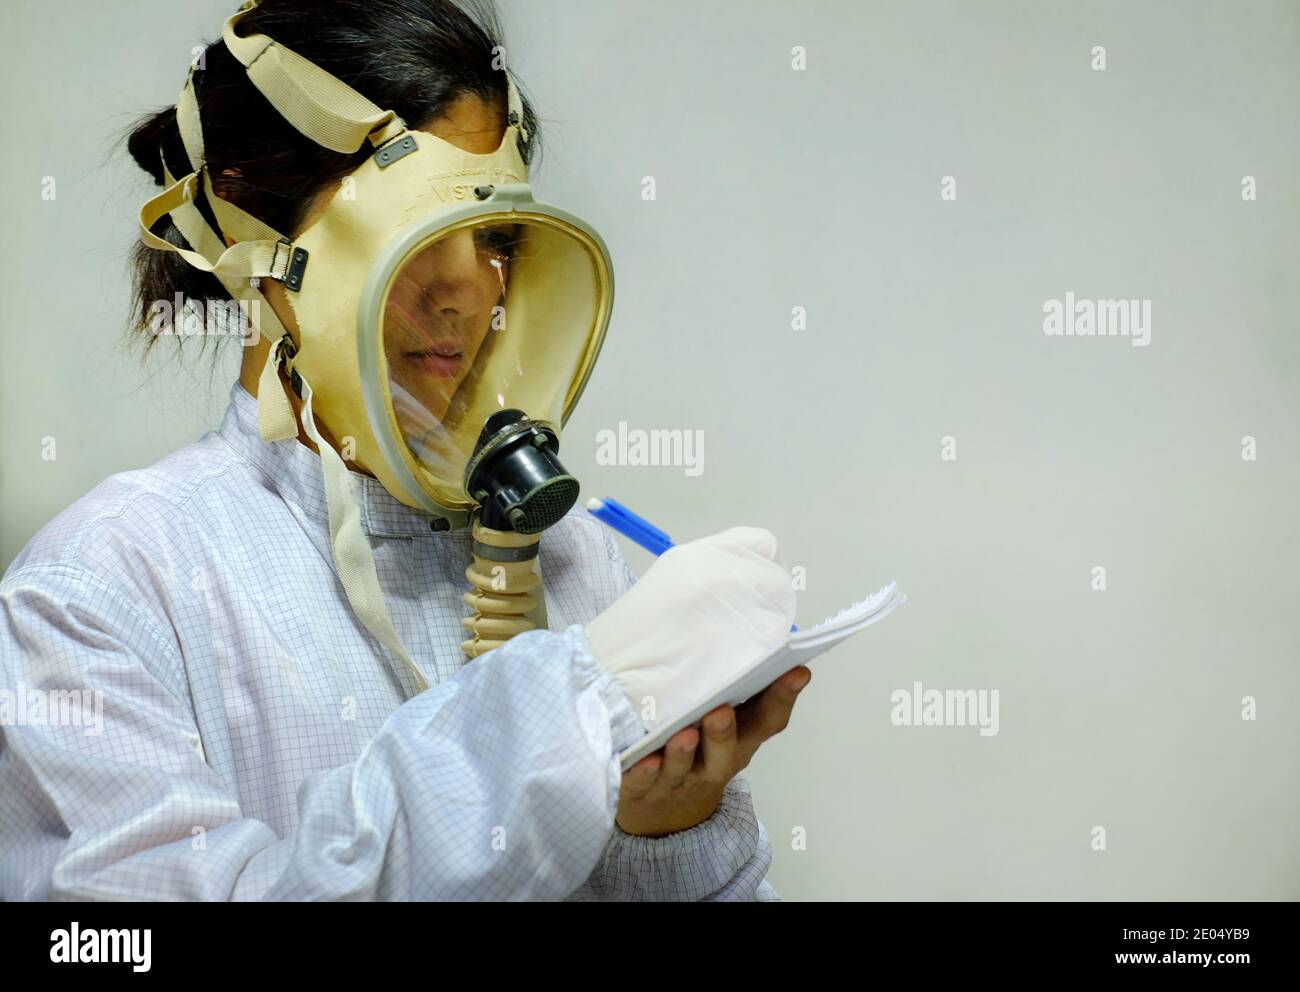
[{"left": 138, "top": 1, "right": 613, "bottom": 684}]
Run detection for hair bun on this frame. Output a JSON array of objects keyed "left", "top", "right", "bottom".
[{"left": 127, "top": 105, "right": 181, "bottom": 186}]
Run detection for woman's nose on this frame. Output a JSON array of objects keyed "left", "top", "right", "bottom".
[{"left": 415, "top": 230, "right": 494, "bottom": 316}]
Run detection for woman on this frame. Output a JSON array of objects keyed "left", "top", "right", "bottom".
[{"left": 0, "top": 0, "right": 809, "bottom": 901}]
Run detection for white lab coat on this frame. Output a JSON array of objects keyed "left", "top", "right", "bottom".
[{"left": 0, "top": 383, "right": 777, "bottom": 900}]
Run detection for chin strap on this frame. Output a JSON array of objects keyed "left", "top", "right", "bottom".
[
  {"left": 461, "top": 521, "right": 548, "bottom": 659},
  {"left": 297, "top": 374, "right": 430, "bottom": 694}
]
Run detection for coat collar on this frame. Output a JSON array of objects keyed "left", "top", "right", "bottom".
[{"left": 218, "top": 382, "right": 463, "bottom": 540}]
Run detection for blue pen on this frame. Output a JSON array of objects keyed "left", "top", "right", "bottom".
[
  {"left": 585, "top": 497, "right": 797, "bottom": 631},
  {"left": 585, "top": 497, "right": 674, "bottom": 555}
]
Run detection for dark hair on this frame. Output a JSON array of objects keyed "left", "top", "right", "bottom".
[{"left": 125, "top": 0, "right": 539, "bottom": 352}]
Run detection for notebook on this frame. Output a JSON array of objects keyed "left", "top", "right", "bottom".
[{"left": 619, "top": 582, "right": 907, "bottom": 771}]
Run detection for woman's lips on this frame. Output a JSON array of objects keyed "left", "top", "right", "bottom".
[{"left": 403, "top": 349, "right": 463, "bottom": 379}]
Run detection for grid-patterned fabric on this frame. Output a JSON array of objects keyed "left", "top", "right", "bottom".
[{"left": 0, "top": 382, "right": 778, "bottom": 901}]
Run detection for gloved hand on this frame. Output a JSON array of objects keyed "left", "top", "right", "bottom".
[{"left": 584, "top": 526, "right": 797, "bottom": 734}]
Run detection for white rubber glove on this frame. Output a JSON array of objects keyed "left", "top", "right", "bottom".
[{"left": 584, "top": 526, "right": 797, "bottom": 735}]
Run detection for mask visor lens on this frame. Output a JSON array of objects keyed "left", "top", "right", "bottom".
[{"left": 379, "top": 216, "right": 606, "bottom": 503}]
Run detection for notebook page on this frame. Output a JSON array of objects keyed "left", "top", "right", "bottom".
[{"left": 619, "top": 583, "right": 906, "bottom": 770}]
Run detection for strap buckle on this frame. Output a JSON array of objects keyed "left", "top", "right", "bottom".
[
  {"left": 274, "top": 334, "right": 304, "bottom": 400},
  {"left": 269, "top": 237, "right": 309, "bottom": 292},
  {"left": 274, "top": 333, "right": 296, "bottom": 365}
]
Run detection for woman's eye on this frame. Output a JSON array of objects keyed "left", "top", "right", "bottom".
[{"left": 475, "top": 226, "right": 519, "bottom": 256}]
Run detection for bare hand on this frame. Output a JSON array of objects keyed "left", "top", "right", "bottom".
[{"left": 615, "top": 666, "right": 811, "bottom": 838}]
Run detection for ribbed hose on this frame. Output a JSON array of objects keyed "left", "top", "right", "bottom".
[{"left": 461, "top": 519, "right": 545, "bottom": 659}]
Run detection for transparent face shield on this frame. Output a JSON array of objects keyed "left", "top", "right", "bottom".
[{"left": 372, "top": 213, "right": 610, "bottom": 513}]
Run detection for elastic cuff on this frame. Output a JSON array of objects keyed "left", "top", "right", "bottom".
[
  {"left": 610, "top": 774, "right": 753, "bottom": 857},
  {"left": 569, "top": 624, "right": 646, "bottom": 755},
  {"left": 593, "top": 777, "right": 761, "bottom": 900}
]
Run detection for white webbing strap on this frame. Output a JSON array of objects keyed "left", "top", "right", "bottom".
[
  {"left": 254, "top": 340, "right": 300, "bottom": 443},
  {"left": 176, "top": 70, "right": 287, "bottom": 245},
  {"left": 223, "top": 1, "right": 526, "bottom": 155},
  {"left": 223, "top": 1, "right": 405, "bottom": 154},
  {"left": 138, "top": 172, "right": 297, "bottom": 284},
  {"left": 166, "top": 71, "right": 299, "bottom": 442},
  {"left": 200, "top": 167, "right": 286, "bottom": 247},
  {"left": 175, "top": 69, "right": 205, "bottom": 173},
  {"left": 298, "top": 374, "right": 429, "bottom": 695},
  {"left": 160, "top": 157, "right": 223, "bottom": 263},
  {"left": 156, "top": 155, "right": 297, "bottom": 444}
]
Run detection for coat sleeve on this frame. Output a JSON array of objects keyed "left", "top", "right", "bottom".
[
  {"left": 0, "top": 563, "right": 645, "bottom": 901},
  {"left": 563, "top": 771, "right": 781, "bottom": 901},
  {"left": 562, "top": 524, "right": 784, "bottom": 902}
]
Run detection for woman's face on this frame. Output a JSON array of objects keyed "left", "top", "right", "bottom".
[
  {"left": 379, "top": 91, "right": 515, "bottom": 434},
  {"left": 382, "top": 219, "right": 521, "bottom": 428}
]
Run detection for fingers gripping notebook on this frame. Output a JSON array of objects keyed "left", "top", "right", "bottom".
[{"left": 619, "top": 583, "right": 907, "bottom": 771}]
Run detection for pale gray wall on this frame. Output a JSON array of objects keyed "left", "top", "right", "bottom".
[{"left": 2, "top": 0, "right": 1296, "bottom": 899}]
